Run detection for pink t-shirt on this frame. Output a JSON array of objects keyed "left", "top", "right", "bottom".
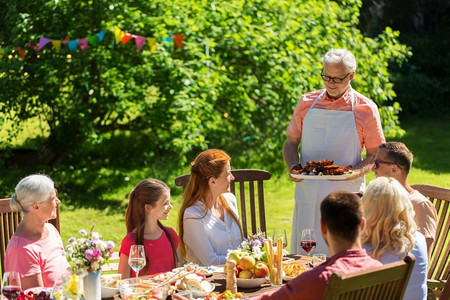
[
  {"left": 5, "top": 223, "right": 70, "bottom": 287},
  {"left": 119, "top": 227, "right": 179, "bottom": 276},
  {"left": 286, "top": 88, "right": 385, "bottom": 150}
]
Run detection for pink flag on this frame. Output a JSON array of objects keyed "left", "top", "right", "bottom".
[
  {"left": 38, "top": 37, "right": 51, "bottom": 51},
  {"left": 135, "top": 36, "right": 146, "bottom": 52},
  {"left": 78, "top": 38, "right": 88, "bottom": 52}
]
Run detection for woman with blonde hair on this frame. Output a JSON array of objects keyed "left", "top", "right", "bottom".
[
  {"left": 361, "top": 176, "right": 428, "bottom": 300},
  {"left": 178, "top": 149, "right": 243, "bottom": 266},
  {"left": 5, "top": 174, "right": 70, "bottom": 290}
]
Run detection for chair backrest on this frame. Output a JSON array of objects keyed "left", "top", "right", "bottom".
[
  {"left": 0, "top": 197, "right": 60, "bottom": 274},
  {"left": 174, "top": 169, "right": 271, "bottom": 238},
  {"left": 411, "top": 184, "right": 450, "bottom": 282},
  {"left": 323, "top": 255, "right": 415, "bottom": 300}
]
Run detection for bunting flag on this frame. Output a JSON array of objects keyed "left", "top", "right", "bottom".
[
  {"left": 38, "top": 37, "right": 51, "bottom": 51},
  {"left": 2, "top": 28, "right": 183, "bottom": 62},
  {"left": 173, "top": 34, "right": 184, "bottom": 49},
  {"left": 78, "top": 38, "right": 88, "bottom": 52},
  {"left": 135, "top": 36, "right": 146, "bottom": 52},
  {"left": 147, "top": 37, "right": 157, "bottom": 52},
  {"left": 121, "top": 33, "right": 133, "bottom": 45},
  {"left": 17, "top": 48, "right": 26, "bottom": 61},
  {"left": 51, "top": 40, "right": 62, "bottom": 52}
]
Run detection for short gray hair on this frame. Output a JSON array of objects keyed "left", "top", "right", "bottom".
[
  {"left": 10, "top": 174, "right": 54, "bottom": 212},
  {"left": 322, "top": 49, "right": 357, "bottom": 72}
]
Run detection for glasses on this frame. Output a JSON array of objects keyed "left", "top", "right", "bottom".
[
  {"left": 320, "top": 70, "right": 351, "bottom": 84},
  {"left": 374, "top": 159, "right": 402, "bottom": 169}
]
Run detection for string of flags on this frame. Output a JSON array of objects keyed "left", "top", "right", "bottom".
[{"left": 1, "top": 27, "right": 184, "bottom": 62}]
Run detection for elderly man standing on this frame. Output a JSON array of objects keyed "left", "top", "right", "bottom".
[
  {"left": 283, "top": 49, "right": 385, "bottom": 254},
  {"left": 372, "top": 141, "right": 438, "bottom": 256}
]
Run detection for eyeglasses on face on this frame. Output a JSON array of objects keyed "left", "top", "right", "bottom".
[
  {"left": 320, "top": 70, "right": 351, "bottom": 84},
  {"left": 374, "top": 159, "right": 402, "bottom": 169}
]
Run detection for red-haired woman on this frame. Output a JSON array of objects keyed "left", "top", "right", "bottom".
[
  {"left": 178, "top": 149, "right": 243, "bottom": 266},
  {"left": 118, "top": 179, "right": 181, "bottom": 278}
]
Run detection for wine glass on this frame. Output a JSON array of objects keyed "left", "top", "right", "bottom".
[
  {"left": 272, "top": 228, "right": 288, "bottom": 249},
  {"left": 128, "top": 245, "right": 146, "bottom": 279},
  {"left": 300, "top": 229, "right": 316, "bottom": 256},
  {"left": 1, "top": 272, "right": 21, "bottom": 300}
]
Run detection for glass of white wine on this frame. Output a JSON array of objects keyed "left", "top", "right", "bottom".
[{"left": 128, "top": 245, "right": 146, "bottom": 279}]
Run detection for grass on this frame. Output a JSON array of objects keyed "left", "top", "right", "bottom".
[{"left": 2, "top": 115, "right": 450, "bottom": 256}]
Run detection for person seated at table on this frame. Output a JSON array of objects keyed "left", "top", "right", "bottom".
[
  {"left": 178, "top": 149, "right": 243, "bottom": 266},
  {"left": 4, "top": 174, "right": 70, "bottom": 290},
  {"left": 372, "top": 141, "right": 437, "bottom": 256},
  {"left": 118, "top": 178, "right": 181, "bottom": 278},
  {"left": 251, "top": 191, "right": 382, "bottom": 300},
  {"left": 361, "top": 176, "right": 428, "bottom": 300}
]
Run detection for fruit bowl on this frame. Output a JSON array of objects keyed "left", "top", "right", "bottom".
[{"left": 236, "top": 277, "right": 268, "bottom": 288}]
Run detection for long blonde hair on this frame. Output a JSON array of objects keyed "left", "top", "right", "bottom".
[
  {"left": 361, "top": 177, "right": 416, "bottom": 259},
  {"left": 177, "top": 149, "right": 243, "bottom": 260}
]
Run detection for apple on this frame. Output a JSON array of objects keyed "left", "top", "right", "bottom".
[
  {"left": 228, "top": 250, "right": 244, "bottom": 264},
  {"left": 239, "top": 256, "right": 256, "bottom": 270},
  {"left": 238, "top": 269, "right": 253, "bottom": 279},
  {"left": 236, "top": 265, "right": 242, "bottom": 277},
  {"left": 253, "top": 262, "right": 269, "bottom": 278}
]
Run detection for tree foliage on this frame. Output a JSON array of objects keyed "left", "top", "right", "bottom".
[{"left": 0, "top": 0, "right": 410, "bottom": 169}]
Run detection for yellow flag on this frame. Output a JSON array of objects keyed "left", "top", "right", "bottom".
[
  {"left": 147, "top": 37, "right": 157, "bottom": 52},
  {"left": 114, "top": 27, "right": 125, "bottom": 44},
  {"left": 51, "top": 40, "right": 62, "bottom": 52}
]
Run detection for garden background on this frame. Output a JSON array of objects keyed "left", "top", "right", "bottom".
[{"left": 1, "top": 0, "right": 449, "bottom": 263}]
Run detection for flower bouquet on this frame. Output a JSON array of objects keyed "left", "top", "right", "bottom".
[{"left": 64, "top": 227, "right": 115, "bottom": 273}]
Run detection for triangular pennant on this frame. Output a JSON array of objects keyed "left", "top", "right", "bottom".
[
  {"left": 134, "top": 36, "right": 146, "bottom": 52},
  {"left": 87, "top": 35, "right": 99, "bottom": 46},
  {"left": 17, "top": 48, "right": 26, "bottom": 61},
  {"left": 97, "top": 30, "right": 105, "bottom": 42},
  {"left": 68, "top": 40, "right": 78, "bottom": 52},
  {"left": 114, "top": 27, "right": 125, "bottom": 44},
  {"left": 78, "top": 38, "right": 88, "bottom": 52},
  {"left": 147, "top": 37, "right": 157, "bottom": 52},
  {"left": 121, "top": 33, "right": 133, "bottom": 45},
  {"left": 173, "top": 34, "right": 184, "bottom": 49},
  {"left": 162, "top": 36, "right": 173, "bottom": 43},
  {"left": 38, "top": 37, "right": 51, "bottom": 51},
  {"left": 62, "top": 36, "right": 70, "bottom": 45},
  {"left": 51, "top": 40, "right": 62, "bottom": 52}
]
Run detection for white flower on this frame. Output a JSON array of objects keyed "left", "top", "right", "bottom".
[{"left": 78, "top": 229, "right": 87, "bottom": 236}]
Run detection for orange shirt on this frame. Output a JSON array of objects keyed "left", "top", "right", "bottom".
[{"left": 286, "top": 88, "right": 385, "bottom": 150}]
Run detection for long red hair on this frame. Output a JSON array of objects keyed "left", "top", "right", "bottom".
[
  {"left": 177, "top": 149, "right": 243, "bottom": 260},
  {"left": 125, "top": 178, "right": 178, "bottom": 274}
]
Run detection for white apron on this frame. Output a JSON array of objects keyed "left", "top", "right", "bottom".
[{"left": 291, "top": 90, "right": 365, "bottom": 255}]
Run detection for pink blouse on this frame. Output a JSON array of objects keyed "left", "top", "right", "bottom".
[
  {"left": 5, "top": 223, "right": 70, "bottom": 287},
  {"left": 119, "top": 227, "right": 179, "bottom": 276}
]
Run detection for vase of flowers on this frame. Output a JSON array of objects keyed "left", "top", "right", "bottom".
[{"left": 64, "top": 227, "right": 115, "bottom": 300}]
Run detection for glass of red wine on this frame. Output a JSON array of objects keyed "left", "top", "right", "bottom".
[
  {"left": 300, "top": 229, "right": 316, "bottom": 256},
  {"left": 1, "top": 272, "right": 21, "bottom": 300}
]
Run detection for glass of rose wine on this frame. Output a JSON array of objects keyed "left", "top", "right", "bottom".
[
  {"left": 300, "top": 229, "right": 316, "bottom": 256},
  {"left": 128, "top": 245, "right": 146, "bottom": 279},
  {"left": 1, "top": 272, "right": 21, "bottom": 300},
  {"left": 272, "top": 229, "right": 288, "bottom": 249}
]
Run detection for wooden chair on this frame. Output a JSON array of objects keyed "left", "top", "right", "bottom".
[
  {"left": 175, "top": 169, "right": 271, "bottom": 238},
  {"left": 323, "top": 255, "right": 415, "bottom": 300},
  {"left": 0, "top": 197, "right": 60, "bottom": 275},
  {"left": 411, "top": 184, "right": 450, "bottom": 299}
]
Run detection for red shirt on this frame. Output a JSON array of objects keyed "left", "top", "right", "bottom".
[
  {"left": 119, "top": 227, "right": 179, "bottom": 275},
  {"left": 286, "top": 88, "right": 385, "bottom": 150},
  {"left": 251, "top": 249, "right": 382, "bottom": 300}
]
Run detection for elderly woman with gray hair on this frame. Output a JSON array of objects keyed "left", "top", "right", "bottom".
[{"left": 4, "top": 174, "right": 70, "bottom": 290}]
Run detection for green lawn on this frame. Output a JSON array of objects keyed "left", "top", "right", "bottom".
[{"left": 56, "top": 116, "right": 450, "bottom": 254}]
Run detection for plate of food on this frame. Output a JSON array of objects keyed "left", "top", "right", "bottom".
[
  {"left": 176, "top": 273, "right": 215, "bottom": 297},
  {"left": 290, "top": 160, "right": 353, "bottom": 180},
  {"left": 101, "top": 273, "right": 122, "bottom": 298},
  {"left": 282, "top": 261, "right": 308, "bottom": 281},
  {"left": 236, "top": 277, "right": 268, "bottom": 288}
]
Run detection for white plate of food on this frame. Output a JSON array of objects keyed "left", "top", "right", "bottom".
[
  {"left": 101, "top": 273, "right": 122, "bottom": 298},
  {"left": 176, "top": 273, "right": 215, "bottom": 297},
  {"left": 282, "top": 261, "right": 308, "bottom": 281},
  {"left": 236, "top": 277, "right": 268, "bottom": 288},
  {"left": 290, "top": 173, "right": 352, "bottom": 180}
]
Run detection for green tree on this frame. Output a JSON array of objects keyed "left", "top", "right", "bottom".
[{"left": 0, "top": 0, "right": 410, "bottom": 170}]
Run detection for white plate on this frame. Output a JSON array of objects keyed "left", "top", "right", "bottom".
[
  {"left": 178, "top": 282, "right": 215, "bottom": 298},
  {"left": 290, "top": 173, "right": 352, "bottom": 180},
  {"left": 283, "top": 275, "right": 295, "bottom": 281},
  {"left": 236, "top": 277, "right": 268, "bottom": 288}
]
